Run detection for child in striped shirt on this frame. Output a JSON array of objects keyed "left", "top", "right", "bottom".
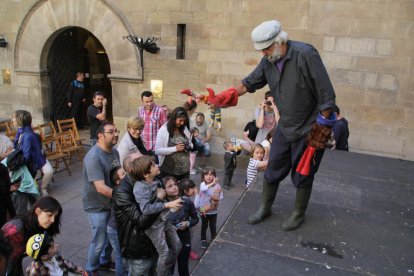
[{"left": 246, "top": 144, "right": 268, "bottom": 188}]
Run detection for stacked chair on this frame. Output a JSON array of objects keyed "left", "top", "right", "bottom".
[{"left": 2, "top": 118, "right": 87, "bottom": 176}]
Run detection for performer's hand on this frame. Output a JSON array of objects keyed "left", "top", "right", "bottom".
[{"left": 67, "top": 102, "right": 72, "bottom": 108}]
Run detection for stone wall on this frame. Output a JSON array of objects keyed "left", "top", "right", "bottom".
[{"left": 0, "top": 0, "right": 413, "bottom": 160}]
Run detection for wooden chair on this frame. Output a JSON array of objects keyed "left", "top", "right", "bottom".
[
  {"left": 56, "top": 118, "right": 85, "bottom": 147},
  {"left": 44, "top": 134, "right": 71, "bottom": 176},
  {"left": 59, "top": 130, "right": 84, "bottom": 163},
  {"left": 0, "top": 120, "right": 11, "bottom": 132},
  {"left": 0, "top": 120, "right": 16, "bottom": 140},
  {"left": 37, "top": 122, "right": 58, "bottom": 152}
]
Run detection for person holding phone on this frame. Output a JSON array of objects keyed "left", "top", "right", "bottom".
[
  {"left": 87, "top": 91, "right": 107, "bottom": 146},
  {"left": 155, "top": 107, "right": 192, "bottom": 181}
]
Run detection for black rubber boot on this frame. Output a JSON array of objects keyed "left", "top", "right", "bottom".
[
  {"left": 282, "top": 188, "right": 312, "bottom": 231},
  {"left": 248, "top": 180, "right": 279, "bottom": 224}
]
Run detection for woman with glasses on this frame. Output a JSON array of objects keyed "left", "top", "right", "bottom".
[
  {"left": 117, "top": 116, "right": 148, "bottom": 166},
  {"left": 155, "top": 107, "right": 193, "bottom": 181}
]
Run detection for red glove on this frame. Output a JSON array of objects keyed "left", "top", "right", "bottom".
[{"left": 206, "top": 87, "right": 238, "bottom": 108}]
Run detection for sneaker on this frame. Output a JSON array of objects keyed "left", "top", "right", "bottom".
[
  {"left": 190, "top": 169, "right": 197, "bottom": 175},
  {"left": 99, "top": 261, "right": 115, "bottom": 271},
  {"left": 201, "top": 240, "right": 208, "bottom": 249},
  {"left": 189, "top": 250, "right": 200, "bottom": 260}
]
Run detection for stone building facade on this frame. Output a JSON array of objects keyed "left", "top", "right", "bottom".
[{"left": 0, "top": 0, "right": 413, "bottom": 160}]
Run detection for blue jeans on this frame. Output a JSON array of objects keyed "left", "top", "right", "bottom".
[
  {"left": 125, "top": 256, "right": 157, "bottom": 276},
  {"left": 107, "top": 225, "right": 126, "bottom": 276},
  {"left": 85, "top": 211, "right": 112, "bottom": 272},
  {"left": 144, "top": 218, "right": 182, "bottom": 276}
]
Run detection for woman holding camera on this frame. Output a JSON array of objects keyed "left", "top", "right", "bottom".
[
  {"left": 155, "top": 107, "right": 193, "bottom": 181},
  {"left": 254, "top": 91, "right": 280, "bottom": 144}
]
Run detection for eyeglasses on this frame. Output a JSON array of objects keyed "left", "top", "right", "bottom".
[{"left": 104, "top": 129, "right": 120, "bottom": 135}]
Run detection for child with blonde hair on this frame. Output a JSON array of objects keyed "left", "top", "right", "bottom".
[{"left": 246, "top": 144, "right": 268, "bottom": 188}]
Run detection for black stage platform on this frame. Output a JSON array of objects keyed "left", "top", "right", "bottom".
[{"left": 191, "top": 150, "right": 414, "bottom": 275}]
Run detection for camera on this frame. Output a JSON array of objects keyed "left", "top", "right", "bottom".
[
  {"left": 184, "top": 144, "right": 192, "bottom": 152},
  {"left": 265, "top": 100, "right": 272, "bottom": 106}
]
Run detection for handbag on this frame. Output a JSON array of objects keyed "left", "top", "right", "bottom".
[
  {"left": 6, "top": 133, "right": 27, "bottom": 171},
  {"left": 6, "top": 149, "right": 25, "bottom": 171}
]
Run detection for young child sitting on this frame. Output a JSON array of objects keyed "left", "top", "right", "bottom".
[
  {"left": 246, "top": 144, "right": 268, "bottom": 188},
  {"left": 131, "top": 155, "right": 183, "bottom": 276},
  {"left": 194, "top": 168, "right": 223, "bottom": 249},
  {"left": 108, "top": 165, "right": 127, "bottom": 276},
  {"left": 25, "top": 233, "right": 86, "bottom": 276},
  {"left": 165, "top": 177, "right": 199, "bottom": 276},
  {"left": 223, "top": 140, "right": 241, "bottom": 190}
]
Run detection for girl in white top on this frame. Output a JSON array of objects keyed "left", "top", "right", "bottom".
[{"left": 246, "top": 144, "right": 268, "bottom": 188}]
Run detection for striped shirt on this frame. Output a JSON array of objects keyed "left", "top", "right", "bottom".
[
  {"left": 138, "top": 105, "right": 168, "bottom": 151},
  {"left": 246, "top": 158, "right": 260, "bottom": 187}
]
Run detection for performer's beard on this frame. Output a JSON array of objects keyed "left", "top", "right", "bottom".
[{"left": 267, "top": 45, "right": 282, "bottom": 63}]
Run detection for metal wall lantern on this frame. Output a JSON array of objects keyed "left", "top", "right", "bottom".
[
  {"left": 0, "top": 35, "right": 8, "bottom": 47},
  {"left": 123, "top": 35, "right": 160, "bottom": 67}
]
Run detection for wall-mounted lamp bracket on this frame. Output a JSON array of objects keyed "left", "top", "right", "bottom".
[{"left": 0, "top": 35, "right": 8, "bottom": 48}]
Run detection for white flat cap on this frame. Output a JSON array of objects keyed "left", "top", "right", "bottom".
[{"left": 251, "top": 20, "right": 281, "bottom": 50}]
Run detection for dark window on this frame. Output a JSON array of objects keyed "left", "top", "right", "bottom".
[{"left": 177, "top": 24, "right": 186, "bottom": 59}]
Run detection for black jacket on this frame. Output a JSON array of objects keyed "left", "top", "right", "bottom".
[
  {"left": 112, "top": 176, "right": 158, "bottom": 259},
  {"left": 224, "top": 150, "right": 241, "bottom": 172}
]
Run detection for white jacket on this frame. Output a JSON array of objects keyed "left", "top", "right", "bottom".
[
  {"left": 155, "top": 123, "right": 192, "bottom": 167},
  {"left": 116, "top": 132, "right": 142, "bottom": 166}
]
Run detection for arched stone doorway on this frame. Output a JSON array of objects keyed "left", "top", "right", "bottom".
[
  {"left": 47, "top": 27, "right": 112, "bottom": 124},
  {"left": 14, "top": 0, "right": 142, "bottom": 124}
]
